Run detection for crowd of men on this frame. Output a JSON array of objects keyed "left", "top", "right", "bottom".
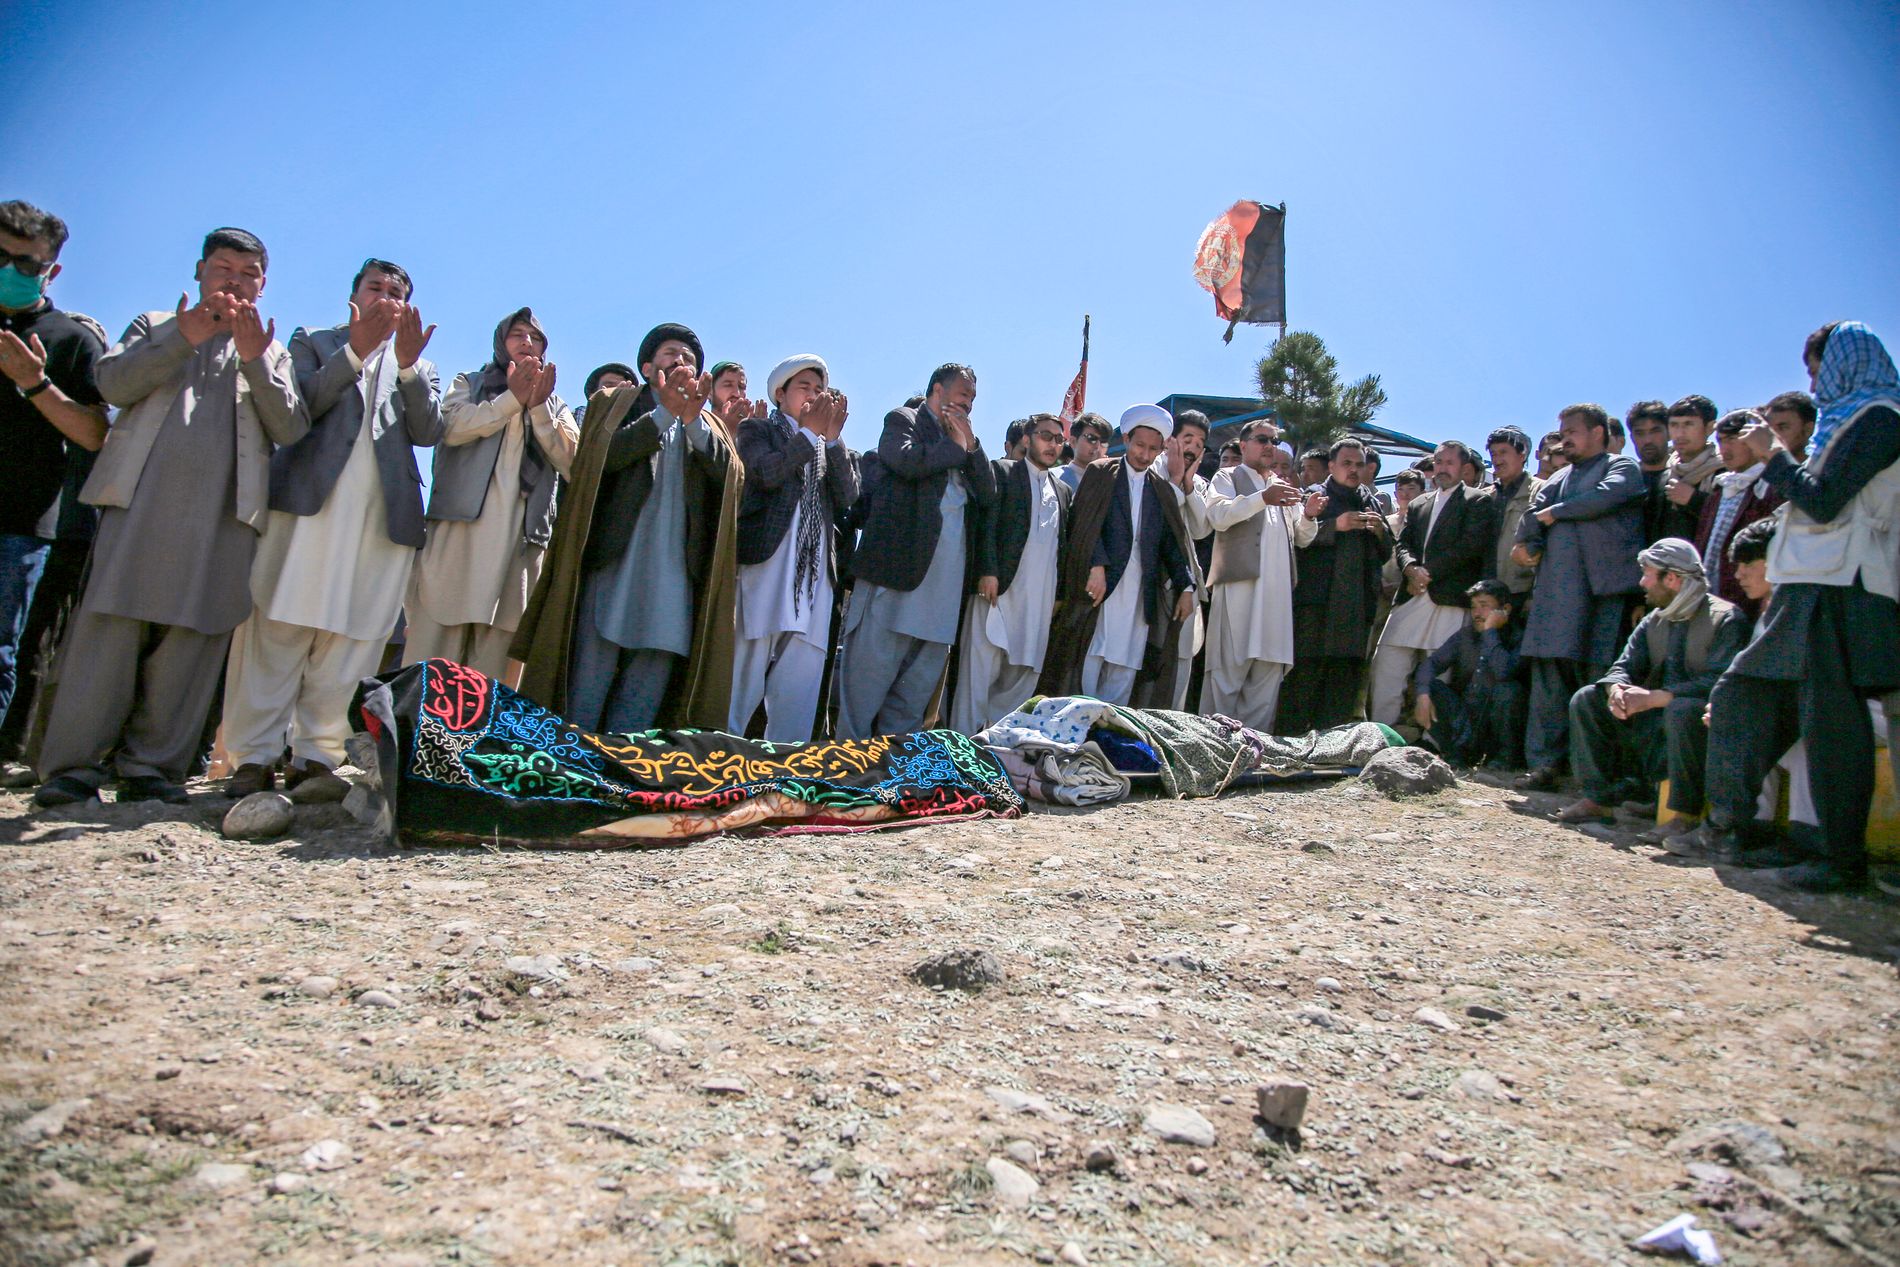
[{"left": 2, "top": 202, "right": 1894, "bottom": 895}]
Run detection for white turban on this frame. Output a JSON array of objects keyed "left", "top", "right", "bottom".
[
  {"left": 1119, "top": 403, "right": 1171, "bottom": 439},
  {"left": 768, "top": 355, "right": 828, "bottom": 403}
]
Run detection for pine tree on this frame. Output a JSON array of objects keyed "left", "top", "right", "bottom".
[{"left": 1252, "top": 331, "right": 1388, "bottom": 455}]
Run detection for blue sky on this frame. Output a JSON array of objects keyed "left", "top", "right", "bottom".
[{"left": 5, "top": 0, "right": 1897, "bottom": 457}]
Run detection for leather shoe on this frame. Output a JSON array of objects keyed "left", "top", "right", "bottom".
[
  {"left": 1768, "top": 861, "right": 1866, "bottom": 894},
  {"left": 33, "top": 775, "right": 99, "bottom": 808},
  {"left": 1665, "top": 821, "right": 1741, "bottom": 863},
  {"left": 118, "top": 776, "right": 190, "bottom": 805},
  {"left": 1514, "top": 766, "right": 1561, "bottom": 792},
  {"left": 1734, "top": 841, "right": 1809, "bottom": 870},
  {"left": 225, "top": 763, "right": 276, "bottom": 798}
]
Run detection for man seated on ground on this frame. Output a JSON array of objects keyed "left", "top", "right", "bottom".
[
  {"left": 1555, "top": 538, "right": 1750, "bottom": 828},
  {"left": 1412, "top": 580, "right": 1522, "bottom": 767}
]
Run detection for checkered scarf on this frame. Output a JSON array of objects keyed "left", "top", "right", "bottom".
[{"left": 1810, "top": 322, "right": 1900, "bottom": 471}]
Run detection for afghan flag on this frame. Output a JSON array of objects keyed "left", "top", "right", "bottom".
[
  {"left": 1193, "top": 200, "right": 1287, "bottom": 343},
  {"left": 1059, "top": 315, "right": 1089, "bottom": 428}
]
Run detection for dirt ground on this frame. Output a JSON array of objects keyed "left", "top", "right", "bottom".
[{"left": 2, "top": 769, "right": 1897, "bottom": 1267}]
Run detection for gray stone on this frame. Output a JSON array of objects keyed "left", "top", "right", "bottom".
[
  {"left": 1084, "top": 1144, "right": 1118, "bottom": 1173},
  {"left": 1314, "top": 976, "right": 1343, "bottom": 993},
  {"left": 700, "top": 1076, "right": 748, "bottom": 1096},
  {"left": 504, "top": 954, "right": 569, "bottom": 985},
  {"left": 1358, "top": 747, "right": 1457, "bottom": 798},
  {"left": 296, "top": 976, "right": 338, "bottom": 999},
  {"left": 1004, "top": 1139, "right": 1038, "bottom": 1168},
  {"left": 301, "top": 1139, "right": 347, "bottom": 1171},
  {"left": 269, "top": 1172, "right": 308, "bottom": 1194},
  {"left": 221, "top": 792, "right": 294, "bottom": 841},
  {"left": 1454, "top": 1069, "right": 1519, "bottom": 1102},
  {"left": 1465, "top": 1004, "right": 1507, "bottom": 1022},
  {"left": 1414, "top": 1006, "right": 1461, "bottom": 1033},
  {"left": 610, "top": 956, "right": 663, "bottom": 974},
  {"left": 193, "top": 1162, "right": 251, "bottom": 1188},
  {"left": 986, "top": 1086, "right": 1066, "bottom": 1121},
  {"left": 1142, "top": 1104, "right": 1216, "bottom": 1147},
  {"left": 287, "top": 767, "right": 351, "bottom": 805},
  {"left": 985, "top": 1156, "right": 1040, "bottom": 1207},
  {"left": 10, "top": 1097, "right": 88, "bottom": 1142},
  {"left": 643, "top": 1026, "right": 690, "bottom": 1055},
  {"left": 908, "top": 948, "right": 1005, "bottom": 992},
  {"left": 1059, "top": 1244, "right": 1089, "bottom": 1267},
  {"left": 356, "top": 989, "right": 399, "bottom": 1009},
  {"left": 1671, "top": 1120, "right": 1789, "bottom": 1172},
  {"left": 1255, "top": 1081, "right": 1310, "bottom": 1130}
]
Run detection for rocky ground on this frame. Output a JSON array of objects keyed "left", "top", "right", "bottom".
[{"left": 2, "top": 767, "right": 1898, "bottom": 1267}]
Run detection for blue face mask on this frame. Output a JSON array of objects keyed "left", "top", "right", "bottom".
[{"left": 0, "top": 265, "right": 45, "bottom": 310}]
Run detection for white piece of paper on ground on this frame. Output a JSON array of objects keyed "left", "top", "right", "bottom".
[{"left": 1632, "top": 1213, "right": 1721, "bottom": 1264}]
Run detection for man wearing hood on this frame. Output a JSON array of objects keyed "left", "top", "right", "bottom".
[
  {"left": 510, "top": 323, "right": 739, "bottom": 734},
  {"left": 1689, "top": 322, "right": 1900, "bottom": 892},
  {"left": 1037, "top": 405, "right": 1196, "bottom": 707},
  {"left": 1277, "top": 437, "right": 1391, "bottom": 735},
  {"left": 35, "top": 228, "right": 308, "bottom": 807},
  {"left": 1692, "top": 410, "right": 1784, "bottom": 618},
  {"left": 221, "top": 258, "right": 443, "bottom": 799},
  {"left": 402, "top": 307, "right": 577, "bottom": 680},
  {"left": 835, "top": 364, "right": 996, "bottom": 737},
  {"left": 729, "top": 355, "right": 857, "bottom": 740},
  {"left": 1555, "top": 538, "right": 1748, "bottom": 829}
]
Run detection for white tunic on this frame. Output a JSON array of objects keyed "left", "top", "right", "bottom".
[
  {"left": 1205, "top": 464, "right": 1314, "bottom": 668},
  {"left": 985, "top": 464, "right": 1062, "bottom": 669},
  {"left": 1088, "top": 465, "right": 1149, "bottom": 670},
  {"left": 248, "top": 344, "right": 413, "bottom": 642},
  {"left": 1376, "top": 488, "right": 1469, "bottom": 652},
  {"left": 736, "top": 425, "right": 833, "bottom": 646}
]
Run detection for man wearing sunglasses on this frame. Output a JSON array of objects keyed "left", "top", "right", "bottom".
[
  {"left": 0, "top": 202, "right": 108, "bottom": 755},
  {"left": 220, "top": 259, "right": 442, "bottom": 800}
]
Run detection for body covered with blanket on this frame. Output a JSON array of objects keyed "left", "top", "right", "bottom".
[{"left": 352, "top": 660, "right": 1022, "bottom": 845}]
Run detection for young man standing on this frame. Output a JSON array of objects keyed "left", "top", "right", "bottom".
[
  {"left": 222, "top": 259, "right": 442, "bottom": 798},
  {"left": 1484, "top": 426, "right": 1543, "bottom": 616},
  {"left": 36, "top": 228, "right": 308, "bottom": 806},
  {"left": 0, "top": 201, "right": 107, "bottom": 744},
  {"left": 1058, "top": 412, "right": 1110, "bottom": 493},
  {"left": 953, "top": 412, "right": 1070, "bottom": 731},
  {"left": 1149, "top": 410, "right": 1214, "bottom": 708},
  {"left": 1200, "top": 421, "right": 1315, "bottom": 729},
  {"left": 1659, "top": 394, "right": 1722, "bottom": 540},
  {"left": 1626, "top": 400, "right": 1672, "bottom": 544},
  {"left": 1693, "top": 411, "right": 1784, "bottom": 616},
  {"left": 1763, "top": 390, "right": 1816, "bottom": 462}
]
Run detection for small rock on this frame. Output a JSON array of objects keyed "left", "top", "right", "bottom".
[
  {"left": 1414, "top": 1006, "right": 1461, "bottom": 1033},
  {"left": 1152, "top": 950, "right": 1205, "bottom": 973},
  {"left": 700, "top": 1076, "right": 747, "bottom": 1096},
  {"left": 1465, "top": 1004, "right": 1507, "bottom": 1022},
  {"left": 698, "top": 903, "right": 743, "bottom": 922},
  {"left": 643, "top": 1026, "right": 690, "bottom": 1055},
  {"left": 573, "top": 1060, "right": 610, "bottom": 1083},
  {"left": 1358, "top": 747, "right": 1457, "bottom": 797},
  {"left": 11, "top": 1098, "right": 88, "bottom": 1142},
  {"left": 1142, "top": 1104, "right": 1217, "bottom": 1148},
  {"left": 1084, "top": 1144, "right": 1118, "bottom": 1173},
  {"left": 194, "top": 1162, "right": 250, "bottom": 1188},
  {"left": 986, "top": 1157, "right": 1039, "bottom": 1208},
  {"left": 1367, "top": 830, "right": 1404, "bottom": 844},
  {"left": 287, "top": 768, "right": 351, "bottom": 805},
  {"left": 1423, "top": 1146, "right": 1473, "bottom": 1169},
  {"left": 1039, "top": 854, "right": 1065, "bottom": 869},
  {"left": 1314, "top": 976, "right": 1343, "bottom": 993},
  {"left": 1454, "top": 1069, "right": 1519, "bottom": 1102},
  {"left": 1004, "top": 1139, "right": 1038, "bottom": 1168},
  {"left": 610, "top": 956, "right": 662, "bottom": 974},
  {"left": 296, "top": 976, "right": 339, "bottom": 1000},
  {"left": 475, "top": 1002, "right": 503, "bottom": 1022},
  {"left": 504, "top": 954, "right": 569, "bottom": 985},
  {"left": 301, "top": 1139, "right": 347, "bottom": 1171},
  {"left": 356, "top": 989, "right": 399, "bottom": 1009},
  {"left": 220, "top": 792, "right": 294, "bottom": 841},
  {"left": 1255, "top": 1081, "right": 1310, "bottom": 1130},
  {"left": 269, "top": 1172, "right": 308, "bottom": 1194},
  {"left": 986, "top": 1086, "right": 1067, "bottom": 1121},
  {"left": 1185, "top": 1156, "right": 1209, "bottom": 1176},
  {"left": 1301, "top": 840, "right": 1335, "bottom": 855},
  {"left": 908, "top": 948, "right": 1005, "bottom": 992},
  {"left": 117, "top": 1234, "right": 159, "bottom": 1266},
  {"left": 1059, "top": 1243, "right": 1089, "bottom": 1267},
  {"left": 154, "top": 1066, "right": 182, "bottom": 1082}
]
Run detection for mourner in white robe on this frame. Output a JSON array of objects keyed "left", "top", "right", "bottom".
[
  {"left": 1202, "top": 461, "right": 1316, "bottom": 729},
  {"left": 951, "top": 460, "right": 1062, "bottom": 732},
  {"left": 1367, "top": 486, "right": 1472, "bottom": 724}
]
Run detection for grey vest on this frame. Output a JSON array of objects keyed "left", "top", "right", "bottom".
[
  {"left": 1643, "top": 596, "right": 1734, "bottom": 676},
  {"left": 1208, "top": 465, "right": 1267, "bottom": 586},
  {"left": 425, "top": 384, "right": 567, "bottom": 548}
]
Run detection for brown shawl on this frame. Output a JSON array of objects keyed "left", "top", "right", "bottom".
[{"left": 508, "top": 383, "right": 743, "bottom": 729}]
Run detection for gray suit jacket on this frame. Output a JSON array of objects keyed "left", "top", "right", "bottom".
[{"left": 276, "top": 323, "right": 442, "bottom": 548}]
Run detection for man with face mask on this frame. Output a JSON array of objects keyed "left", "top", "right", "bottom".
[
  {"left": 35, "top": 228, "right": 309, "bottom": 807},
  {"left": 1037, "top": 406, "right": 1197, "bottom": 707},
  {"left": 511, "top": 323, "right": 739, "bottom": 734},
  {"left": 221, "top": 258, "right": 442, "bottom": 800},
  {"left": 0, "top": 200, "right": 107, "bottom": 763},
  {"left": 953, "top": 412, "right": 1071, "bottom": 731},
  {"left": 728, "top": 355, "right": 857, "bottom": 740},
  {"left": 403, "top": 308, "right": 577, "bottom": 680},
  {"left": 1277, "top": 437, "right": 1392, "bottom": 734}
]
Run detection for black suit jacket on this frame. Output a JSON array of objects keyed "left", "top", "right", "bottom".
[
  {"left": 580, "top": 388, "right": 731, "bottom": 578},
  {"left": 1091, "top": 465, "right": 1195, "bottom": 625},
  {"left": 973, "top": 458, "right": 1073, "bottom": 595},
  {"left": 851, "top": 403, "right": 996, "bottom": 592},
  {"left": 1393, "top": 482, "right": 1499, "bottom": 609},
  {"left": 735, "top": 412, "right": 860, "bottom": 566}
]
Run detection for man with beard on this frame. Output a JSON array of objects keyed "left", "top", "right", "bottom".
[
  {"left": 1626, "top": 400, "right": 1672, "bottom": 544},
  {"left": 1366, "top": 440, "right": 1499, "bottom": 726},
  {"left": 1510, "top": 403, "right": 1645, "bottom": 790},
  {"left": 728, "top": 355, "right": 856, "bottom": 741},
  {"left": 404, "top": 307, "right": 578, "bottom": 679},
  {"left": 510, "top": 323, "right": 739, "bottom": 733},
  {"left": 1555, "top": 538, "right": 1748, "bottom": 827},
  {"left": 1038, "top": 406, "right": 1196, "bottom": 706},
  {"left": 35, "top": 228, "right": 308, "bottom": 807},
  {"left": 952, "top": 412, "right": 1070, "bottom": 731},
  {"left": 1200, "top": 420, "right": 1316, "bottom": 729},
  {"left": 1484, "top": 426, "right": 1542, "bottom": 620},
  {"left": 1278, "top": 437, "right": 1391, "bottom": 734},
  {"left": 221, "top": 258, "right": 442, "bottom": 799},
  {"left": 836, "top": 364, "right": 995, "bottom": 737}
]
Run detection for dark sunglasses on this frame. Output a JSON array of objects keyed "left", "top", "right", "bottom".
[{"left": 0, "top": 246, "right": 55, "bottom": 277}]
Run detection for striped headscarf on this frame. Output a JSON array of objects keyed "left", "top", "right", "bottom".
[{"left": 1809, "top": 322, "right": 1899, "bottom": 466}]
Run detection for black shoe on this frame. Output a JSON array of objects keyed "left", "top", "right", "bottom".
[
  {"left": 1514, "top": 766, "right": 1561, "bottom": 792},
  {"left": 33, "top": 775, "right": 99, "bottom": 808},
  {"left": 1664, "top": 821, "right": 1742, "bottom": 863},
  {"left": 1733, "top": 841, "right": 1809, "bottom": 870},
  {"left": 118, "top": 776, "right": 190, "bottom": 805},
  {"left": 1767, "top": 861, "right": 1867, "bottom": 894}
]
